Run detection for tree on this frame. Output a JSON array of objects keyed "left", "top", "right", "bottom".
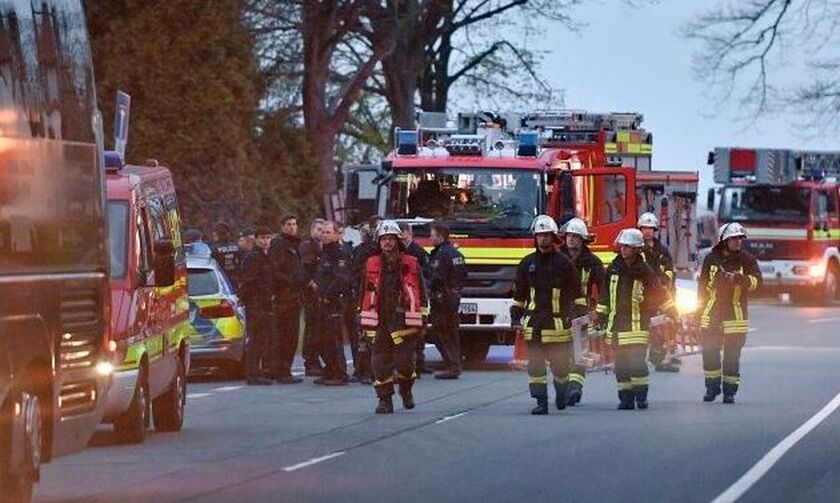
[
  {"left": 686, "top": 0, "right": 840, "bottom": 129},
  {"left": 85, "top": 0, "right": 262, "bottom": 229}
]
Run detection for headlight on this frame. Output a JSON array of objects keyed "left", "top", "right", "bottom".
[
  {"left": 810, "top": 263, "right": 825, "bottom": 279},
  {"left": 675, "top": 287, "right": 698, "bottom": 315},
  {"left": 95, "top": 361, "right": 114, "bottom": 376}
]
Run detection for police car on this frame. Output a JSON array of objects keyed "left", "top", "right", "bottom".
[{"left": 185, "top": 243, "right": 247, "bottom": 376}]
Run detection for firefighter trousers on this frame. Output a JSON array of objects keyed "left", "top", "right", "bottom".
[
  {"left": 702, "top": 328, "right": 746, "bottom": 396},
  {"left": 526, "top": 340, "right": 571, "bottom": 401},
  {"left": 245, "top": 307, "right": 275, "bottom": 380},
  {"left": 371, "top": 329, "right": 417, "bottom": 398},
  {"left": 569, "top": 363, "right": 586, "bottom": 391},
  {"left": 615, "top": 343, "right": 649, "bottom": 401},
  {"left": 272, "top": 302, "right": 300, "bottom": 379},
  {"left": 431, "top": 304, "right": 461, "bottom": 372}
]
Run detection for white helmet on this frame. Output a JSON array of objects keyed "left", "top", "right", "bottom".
[
  {"left": 564, "top": 218, "right": 590, "bottom": 240},
  {"left": 532, "top": 214, "right": 559, "bottom": 235},
  {"left": 637, "top": 212, "right": 659, "bottom": 229},
  {"left": 616, "top": 228, "right": 644, "bottom": 248},
  {"left": 377, "top": 220, "right": 402, "bottom": 240},
  {"left": 718, "top": 222, "right": 747, "bottom": 242}
]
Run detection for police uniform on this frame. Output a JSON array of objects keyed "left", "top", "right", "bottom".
[
  {"left": 269, "top": 233, "right": 306, "bottom": 382},
  {"left": 239, "top": 247, "right": 276, "bottom": 384},
  {"left": 429, "top": 241, "right": 466, "bottom": 378},
  {"left": 300, "top": 237, "right": 325, "bottom": 374},
  {"left": 511, "top": 245, "right": 582, "bottom": 414},
  {"left": 315, "top": 241, "right": 352, "bottom": 382},
  {"left": 405, "top": 240, "right": 432, "bottom": 375},
  {"left": 698, "top": 232, "right": 761, "bottom": 403},
  {"left": 212, "top": 240, "right": 243, "bottom": 290},
  {"left": 350, "top": 239, "right": 378, "bottom": 382}
]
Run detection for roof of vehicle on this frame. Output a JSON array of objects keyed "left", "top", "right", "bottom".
[
  {"left": 106, "top": 163, "right": 174, "bottom": 200},
  {"left": 388, "top": 150, "right": 558, "bottom": 170},
  {"left": 186, "top": 254, "right": 217, "bottom": 270}
]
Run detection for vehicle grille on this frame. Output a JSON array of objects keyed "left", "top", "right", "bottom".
[
  {"left": 463, "top": 264, "right": 517, "bottom": 298},
  {"left": 58, "top": 380, "right": 98, "bottom": 416},
  {"left": 59, "top": 287, "right": 102, "bottom": 416}
]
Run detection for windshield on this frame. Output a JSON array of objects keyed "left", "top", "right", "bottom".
[
  {"left": 387, "top": 168, "right": 542, "bottom": 237},
  {"left": 720, "top": 186, "right": 811, "bottom": 224},
  {"left": 188, "top": 268, "right": 220, "bottom": 296},
  {"left": 107, "top": 202, "right": 129, "bottom": 278}
]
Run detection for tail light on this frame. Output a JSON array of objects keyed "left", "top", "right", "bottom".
[{"left": 199, "top": 300, "right": 236, "bottom": 319}]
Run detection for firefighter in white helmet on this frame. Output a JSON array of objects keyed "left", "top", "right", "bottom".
[
  {"left": 697, "top": 222, "right": 761, "bottom": 404},
  {"left": 595, "top": 229, "right": 678, "bottom": 410},
  {"left": 637, "top": 212, "right": 680, "bottom": 373},
  {"left": 559, "top": 218, "right": 605, "bottom": 406},
  {"left": 510, "top": 215, "right": 584, "bottom": 415}
]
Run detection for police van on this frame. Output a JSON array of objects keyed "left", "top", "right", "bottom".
[{"left": 102, "top": 154, "right": 190, "bottom": 443}]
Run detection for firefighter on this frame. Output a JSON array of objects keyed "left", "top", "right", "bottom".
[
  {"left": 429, "top": 222, "right": 467, "bottom": 380},
  {"left": 268, "top": 215, "right": 305, "bottom": 385},
  {"left": 359, "top": 220, "right": 427, "bottom": 414},
  {"left": 399, "top": 222, "right": 433, "bottom": 377},
  {"left": 559, "top": 218, "right": 605, "bottom": 406},
  {"left": 350, "top": 216, "right": 382, "bottom": 384},
  {"left": 301, "top": 219, "right": 326, "bottom": 376},
  {"left": 239, "top": 226, "right": 277, "bottom": 386},
  {"left": 510, "top": 215, "right": 582, "bottom": 415},
  {"left": 638, "top": 212, "right": 680, "bottom": 373},
  {"left": 698, "top": 223, "right": 761, "bottom": 404},
  {"left": 595, "top": 229, "right": 678, "bottom": 410},
  {"left": 211, "top": 222, "right": 243, "bottom": 291},
  {"left": 314, "top": 221, "right": 353, "bottom": 385}
]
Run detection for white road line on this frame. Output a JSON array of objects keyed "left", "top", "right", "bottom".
[
  {"left": 435, "top": 412, "right": 468, "bottom": 424},
  {"left": 214, "top": 385, "right": 243, "bottom": 392},
  {"left": 808, "top": 317, "right": 840, "bottom": 324},
  {"left": 748, "top": 327, "right": 759, "bottom": 333},
  {"left": 282, "top": 451, "right": 346, "bottom": 472},
  {"left": 711, "top": 391, "right": 840, "bottom": 503},
  {"left": 187, "top": 393, "right": 212, "bottom": 399}
]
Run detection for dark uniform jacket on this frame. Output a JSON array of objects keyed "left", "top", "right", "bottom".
[
  {"left": 643, "top": 238, "right": 675, "bottom": 287},
  {"left": 239, "top": 249, "right": 276, "bottom": 309},
  {"left": 697, "top": 246, "right": 761, "bottom": 335},
  {"left": 351, "top": 239, "right": 378, "bottom": 303},
  {"left": 269, "top": 233, "right": 306, "bottom": 303},
  {"left": 211, "top": 240, "right": 242, "bottom": 289},
  {"left": 511, "top": 249, "right": 582, "bottom": 343},
  {"left": 316, "top": 242, "right": 352, "bottom": 310},
  {"left": 596, "top": 256, "right": 674, "bottom": 346},
  {"left": 405, "top": 241, "right": 431, "bottom": 287},
  {"left": 561, "top": 244, "right": 605, "bottom": 313},
  {"left": 429, "top": 241, "right": 467, "bottom": 310}
]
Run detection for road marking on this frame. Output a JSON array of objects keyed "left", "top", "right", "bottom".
[
  {"left": 214, "top": 385, "right": 243, "bottom": 392},
  {"left": 435, "top": 412, "right": 468, "bottom": 424},
  {"left": 187, "top": 393, "right": 212, "bottom": 399},
  {"left": 808, "top": 317, "right": 840, "bottom": 324},
  {"left": 711, "top": 391, "right": 840, "bottom": 503},
  {"left": 282, "top": 451, "right": 346, "bottom": 472},
  {"left": 748, "top": 327, "right": 759, "bottom": 333}
]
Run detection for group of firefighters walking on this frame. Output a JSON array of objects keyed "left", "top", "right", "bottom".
[{"left": 228, "top": 207, "right": 760, "bottom": 415}]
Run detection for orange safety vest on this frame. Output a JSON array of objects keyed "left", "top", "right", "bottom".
[{"left": 359, "top": 253, "right": 423, "bottom": 329}]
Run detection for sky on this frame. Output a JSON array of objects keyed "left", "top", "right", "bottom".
[{"left": 531, "top": 0, "right": 832, "bottom": 200}]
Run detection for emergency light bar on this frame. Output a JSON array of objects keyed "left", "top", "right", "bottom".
[
  {"left": 444, "top": 135, "right": 485, "bottom": 156},
  {"left": 396, "top": 129, "right": 419, "bottom": 155},
  {"left": 104, "top": 150, "right": 124, "bottom": 171},
  {"left": 517, "top": 131, "right": 539, "bottom": 157}
]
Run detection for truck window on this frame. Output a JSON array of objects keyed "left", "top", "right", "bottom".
[{"left": 574, "top": 173, "right": 627, "bottom": 226}]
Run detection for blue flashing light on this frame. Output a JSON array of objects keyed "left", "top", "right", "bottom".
[
  {"left": 517, "top": 131, "right": 539, "bottom": 156},
  {"left": 104, "top": 150, "right": 124, "bottom": 170},
  {"left": 397, "top": 130, "right": 419, "bottom": 155}
]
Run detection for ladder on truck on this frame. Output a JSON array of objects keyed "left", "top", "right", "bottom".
[{"left": 712, "top": 147, "right": 840, "bottom": 184}]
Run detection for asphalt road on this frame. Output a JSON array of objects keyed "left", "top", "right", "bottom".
[{"left": 34, "top": 303, "right": 840, "bottom": 503}]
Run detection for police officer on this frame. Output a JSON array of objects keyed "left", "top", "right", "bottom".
[
  {"left": 239, "top": 226, "right": 277, "bottom": 386},
  {"left": 638, "top": 212, "right": 680, "bottom": 373},
  {"left": 211, "top": 222, "right": 243, "bottom": 291},
  {"left": 511, "top": 215, "right": 582, "bottom": 415},
  {"left": 429, "top": 222, "right": 467, "bottom": 380},
  {"left": 238, "top": 228, "right": 255, "bottom": 255},
  {"left": 559, "top": 218, "right": 605, "bottom": 406},
  {"left": 595, "top": 229, "right": 677, "bottom": 410},
  {"left": 359, "top": 221, "right": 427, "bottom": 414},
  {"left": 350, "top": 216, "right": 382, "bottom": 384},
  {"left": 269, "top": 215, "right": 305, "bottom": 385},
  {"left": 399, "top": 222, "right": 433, "bottom": 377},
  {"left": 301, "top": 219, "right": 326, "bottom": 376},
  {"left": 314, "top": 221, "right": 353, "bottom": 385},
  {"left": 698, "top": 223, "right": 761, "bottom": 404}
]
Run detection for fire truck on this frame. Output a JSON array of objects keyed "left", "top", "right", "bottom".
[
  {"left": 378, "top": 111, "right": 698, "bottom": 362},
  {"left": 708, "top": 147, "right": 840, "bottom": 303}
]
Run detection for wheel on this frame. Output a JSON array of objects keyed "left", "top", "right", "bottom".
[
  {"left": 0, "top": 386, "right": 42, "bottom": 503},
  {"left": 153, "top": 357, "right": 187, "bottom": 432},
  {"left": 114, "top": 366, "right": 149, "bottom": 444},
  {"left": 462, "top": 341, "right": 491, "bottom": 365},
  {"left": 823, "top": 265, "right": 839, "bottom": 304}
]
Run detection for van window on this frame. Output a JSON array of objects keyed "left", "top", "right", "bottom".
[
  {"left": 188, "top": 268, "right": 220, "bottom": 296},
  {"left": 137, "top": 209, "right": 152, "bottom": 273},
  {"left": 108, "top": 202, "right": 129, "bottom": 278}
]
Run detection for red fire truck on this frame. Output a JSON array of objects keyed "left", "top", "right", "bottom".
[{"left": 708, "top": 147, "right": 840, "bottom": 303}]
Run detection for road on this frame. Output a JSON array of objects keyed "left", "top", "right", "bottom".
[{"left": 34, "top": 303, "right": 840, "bottom": 503}]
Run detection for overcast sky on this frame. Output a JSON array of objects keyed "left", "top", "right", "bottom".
[{"left": 533, "top": 0, "right": 833, "bottom": 198}]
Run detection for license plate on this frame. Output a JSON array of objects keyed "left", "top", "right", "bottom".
[
  {"left": 458, "top": 303, "right": 478, "bottom": 315},
  {"left": 760, "top": 265, "right": 774, "bottom": 274}
]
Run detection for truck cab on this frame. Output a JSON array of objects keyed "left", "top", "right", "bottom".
[{"left": 103, "top": 157, "right": 190, "bottom": 442}]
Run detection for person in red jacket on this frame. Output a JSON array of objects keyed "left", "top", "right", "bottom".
[{"left": 359, "top": 220, "right": 428, "bottom": 414}]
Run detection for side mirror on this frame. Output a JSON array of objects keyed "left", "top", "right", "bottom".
[
  {"left": 152, "top": 239, "right": 176, "bottom": 287},
  {"left": 706, "top": 188, "right": 716, "bottom": 211}
]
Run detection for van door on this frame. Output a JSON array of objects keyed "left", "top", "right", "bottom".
[{"left": 145, "top": 194, "right": 177, "bottom": 395}]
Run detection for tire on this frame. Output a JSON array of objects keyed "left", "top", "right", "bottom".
[
  {"left": 153, "top": 357, "right": 186, "bottom": 432},
  {"left": 823, "top": 265, "right": 839, "bottom": 304},
  {"left": 0, "top": 386, "right": 42, "bottom": 503},
  {"left": 462, "top": 341, "right": 491, "bottom": 365},
  {"left": 114, "top": 366, "right": 149, "bottom": 444}
]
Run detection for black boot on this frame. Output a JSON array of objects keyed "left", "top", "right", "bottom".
[
  {"left": 722, "top": 380, "right": 738, "bottom": 404},
  {"left": 655, "top": 363, "right": 680, "bottom": 373},
  {"left": 375, "top": 396, "right": 394, "bottom": 414},
  {"left": 567, "top": 382, "right": 583, "bottom": 407},
  {"left": 617, "top": 389, "right": 635, "bottom": 410},
  {"left": 531, "top": 398, "right": 549, "bottom": 415},
  {"left": 554, "top": 381, "right": 568, "bottom": 411},
  {"left": 634, "top": 386, "right": 649, "bottom": 410},
  {"left": 398, "top": 379, "right": 415, "bottom": 410},
  {"left": 703, "top": 379, "right": 722, "bottom": 402}
]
